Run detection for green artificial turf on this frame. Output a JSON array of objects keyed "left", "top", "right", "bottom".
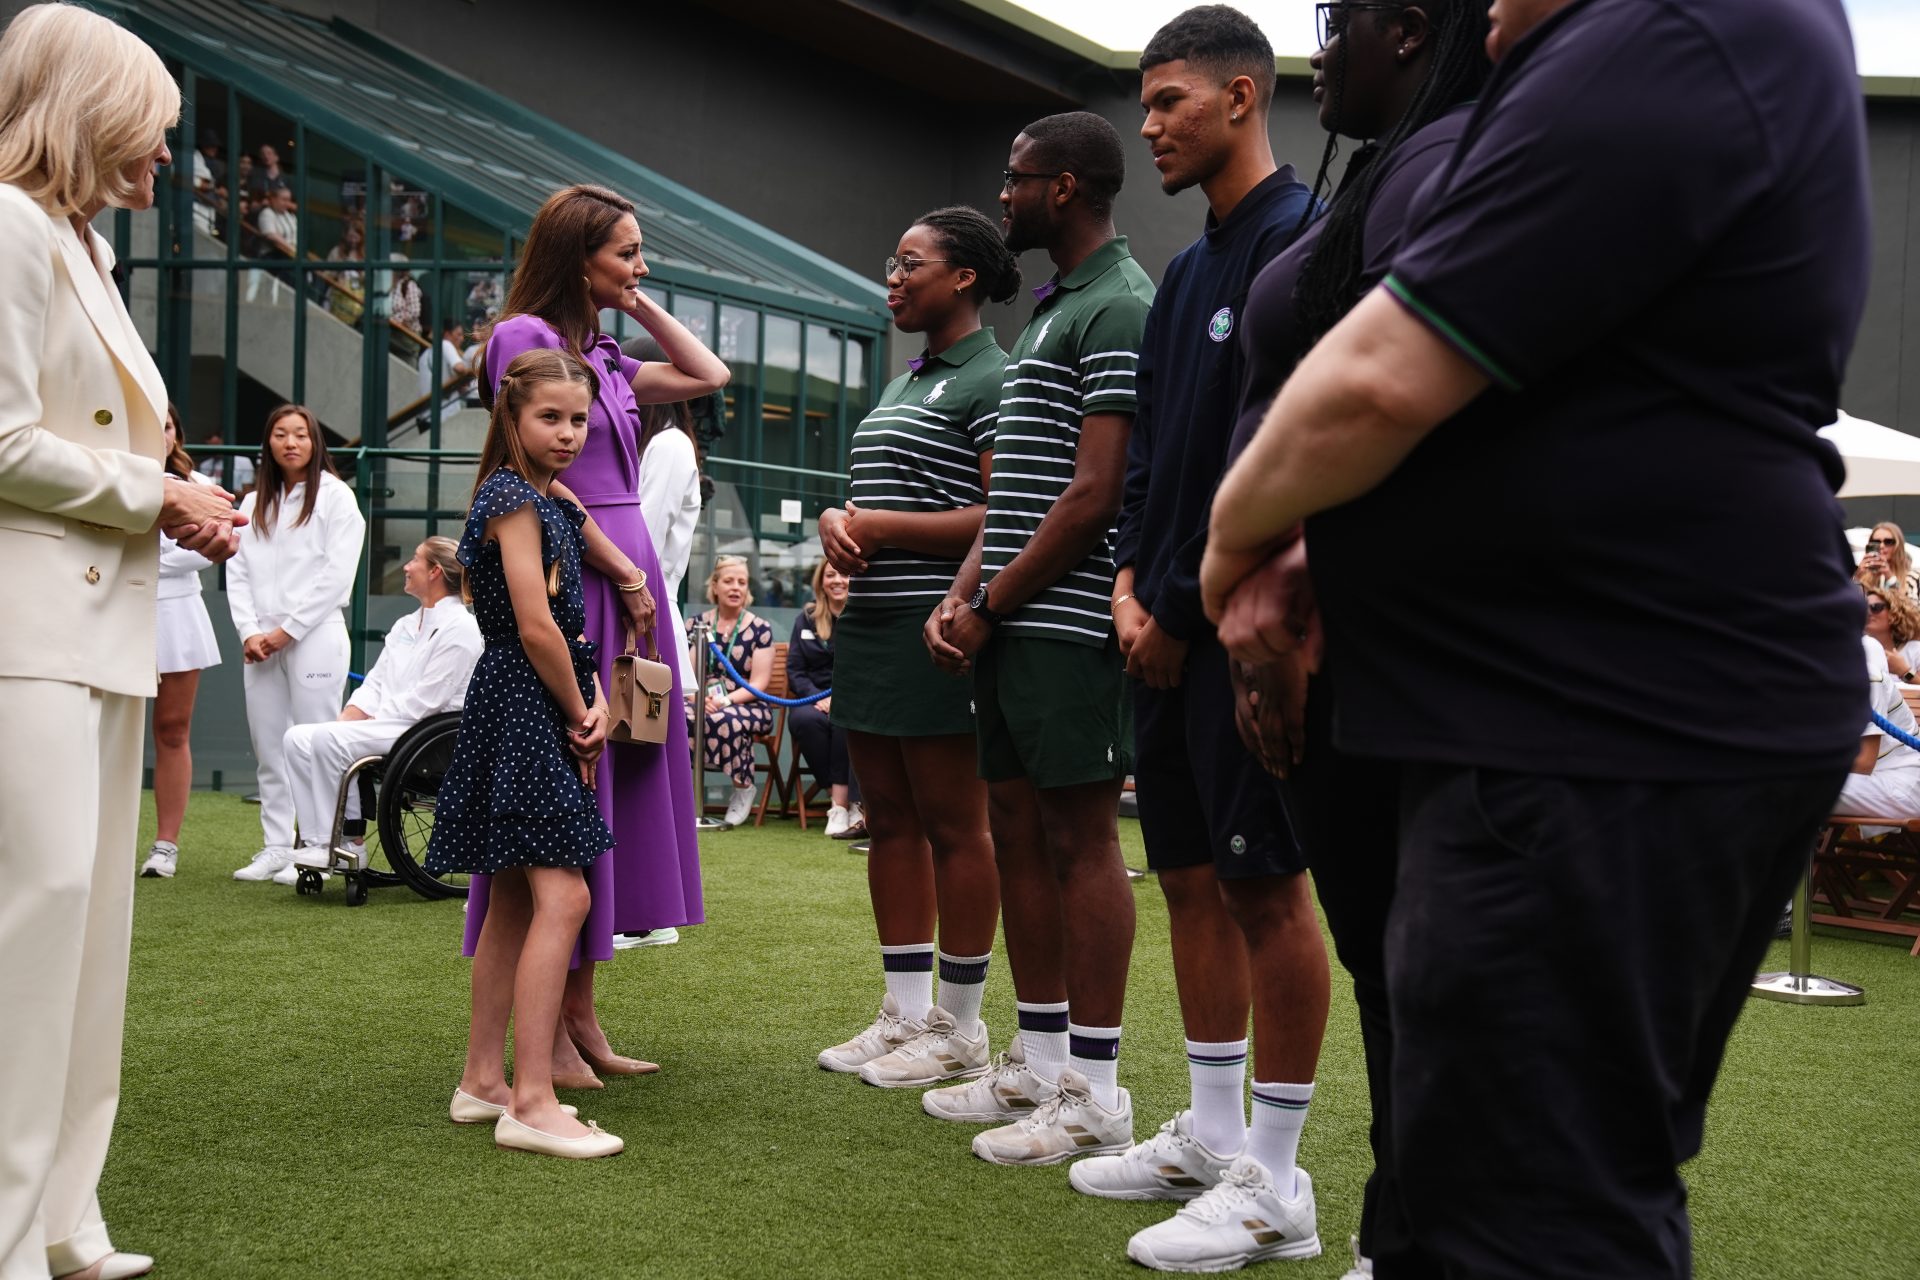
[{"left": 110, "top": 792, "right": 1915, "bottom": 1278}]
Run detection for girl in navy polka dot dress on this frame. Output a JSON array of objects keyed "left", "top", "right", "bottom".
[{"left": 430, "top": 348, "right": 624, "bottom": 1159}]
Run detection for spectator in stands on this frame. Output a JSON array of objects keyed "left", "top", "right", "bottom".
[
  {"left": 190, "top": 127, "right": 222, "bottom": 238},
  {"left": 286, "top": 537, "right": 483, "bottom": 878},
  {"left": 418, "top": 319, "right": 472, "bottom": 419},
  {"left": 787, "top": 559, "right": 863, "bottom": 837},
  {"left": 388, "top": 255, "right": 423, "bottom": 357},
  {"left": 196, "top": 429, "right": 256, "bottom": 490},
  {"left": 244, "top": 140, "right": 284, "bottom": 201},
  {"left": 689, "top": 554, "right": 773, "bottom": 826},
  {"left": 324, "top": 217, "right": 366, "bottom": 324},
  {"left": 1835, "top": 629, "right": 1920, "bottom": 824},
  {"left": 143, "top": 405, "right": 227, "bottom": 881},
  {"left": 1863, "top": 581, "right": 1920, "bottom": 683},
  {"left": 1856, "top": 522, "right": 1918, "bottom": 597},
  {"left": 246, "top": 181, "right": 297, "bottom": 304}
]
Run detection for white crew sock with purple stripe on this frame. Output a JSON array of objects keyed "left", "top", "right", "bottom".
[
  {"left": 1016, "top": 1000, "right": 1070, "bottom": 1084},
  {"left": 880, "top": 943, "right": 935, "bottom": 1022},
  {"left": 1068, "top": 1022, "right": 1123, "bottom": 1110},
  {"left": 1187, "top": 1038, "right": 1249, "bottom": 1155},
  {"left": 1247, "top": 1080, "right": 1314, "bottom": 1194},
  {"left": 937, "top": 949, "right": 992, "bottom": 1034}
]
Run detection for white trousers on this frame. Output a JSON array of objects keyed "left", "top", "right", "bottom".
[
  {"left": 1835, "top": 765, "right": 1920, "bottom": 835},
  {"left": 242, "top": 619, "right": 349, "bottom": 850},
  {"left": 0, "top": 679, "right": 143, "bottom": 1279},
  {"left": 282, "top": 718, "right": 413, "bottom": 849}
]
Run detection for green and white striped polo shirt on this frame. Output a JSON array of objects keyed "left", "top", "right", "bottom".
[
  {"left": 846, "top": 327, "right": 1007, "bottom": 606},
  {"left": 981, "top": 237, "right": 1156, "bottom": 646}
]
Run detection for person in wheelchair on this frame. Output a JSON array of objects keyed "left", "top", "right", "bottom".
[{"left": 282, "top": 537, "right": 483, "bottom": 880}]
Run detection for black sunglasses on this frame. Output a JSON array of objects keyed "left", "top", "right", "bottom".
[
  {"left": 1868, "top": 599, "right": 1890, "bottom": 615},
  {"left": 1869, "top": 536, "right": 1900, "bottom": 548}
]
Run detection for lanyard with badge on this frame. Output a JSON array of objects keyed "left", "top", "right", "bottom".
[{"left": 708, "top": 611, "right": 745, "bottom": 704}]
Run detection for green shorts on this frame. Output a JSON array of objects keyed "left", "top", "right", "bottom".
[
  {"left": 973, "top": 631, "right": 1132, "bottom": 789},
  {"left": 831, "top": 602, "right": 978, "bottom": 738}
]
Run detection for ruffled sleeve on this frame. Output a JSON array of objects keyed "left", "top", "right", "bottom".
[{"left": 459, "top": 469, "right": 542, "bottom": 566}]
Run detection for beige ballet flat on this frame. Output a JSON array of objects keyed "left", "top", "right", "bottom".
[
  {"left": 450, "top": 1088, "right": 576, "bottom": 1124},
  {"left": 54, "top": 1252, "right": 153, "bottom": 1280},
  {"left": 494, "top": 1110, "right": 623, "bottom": 1159}
]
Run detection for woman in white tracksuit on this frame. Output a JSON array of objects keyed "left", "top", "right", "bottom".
[{"left": 227, "top": 404, "right": 366, "bottom": 880}]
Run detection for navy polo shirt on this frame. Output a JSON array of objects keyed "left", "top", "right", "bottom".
[
  {"left": 1114, "top": 167, "right": 1314, "bottom": 641},
  {"left": 1312, "top": 0, "right": 1871, "bottom": 779}
]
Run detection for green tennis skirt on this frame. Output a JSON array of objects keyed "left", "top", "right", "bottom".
[{"left": 830, "top": 601, "right": 978, "bottom": 738}]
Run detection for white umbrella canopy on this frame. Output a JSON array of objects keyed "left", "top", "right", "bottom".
[{"left": 1819, "top": 411, "right": 1920, "bottom": 498}]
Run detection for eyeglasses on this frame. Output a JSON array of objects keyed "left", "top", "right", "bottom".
[
  {"left": 1002, "top": 169, "right": 1063, "bottom": 192},
  {"left": 884, "top": 256, "right": 953, "bottom": 279},
  {"left": 1315, "top": 2, "right": 1408, "bottom": 48},
  {"left": 1868, "top": 599, "right": 1890, "bottom": 615},
  {"left": 1869, "top": 536, "right": 1900, "bottom": 548}
]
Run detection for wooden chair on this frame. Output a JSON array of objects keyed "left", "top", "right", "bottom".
[
  {"left": 1811, "top": 812, "right": 1920, "bottom": 955},
  {"left": 750, "top": 643, "right": 800, "bottom": 827}
]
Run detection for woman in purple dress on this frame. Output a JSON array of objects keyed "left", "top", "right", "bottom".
[{"left": 466, "top": 184, "right": 729, "bottom": 1082}]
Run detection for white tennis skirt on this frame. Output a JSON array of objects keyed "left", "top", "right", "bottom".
[{"left": 157, "top": 593, "right": 223, "bottom": 674}]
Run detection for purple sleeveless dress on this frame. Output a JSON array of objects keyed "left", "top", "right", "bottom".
[{"left": 462, "top": 315, "right": 704, "bottom": 963}]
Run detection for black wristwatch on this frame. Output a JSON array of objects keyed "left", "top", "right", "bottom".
[{"left": 969, "top": 583, "right": 1008, "bottom": 627}]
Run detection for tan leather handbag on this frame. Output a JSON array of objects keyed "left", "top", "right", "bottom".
[{"left": 609, "top": 633, "right": 674, "bottom": 746}]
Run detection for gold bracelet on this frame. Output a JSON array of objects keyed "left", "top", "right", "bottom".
[
  {"left": 616, "top": 571, "right": 648, "bottom": 593},
  {"left": 1112, "top": 593, "right": 1135, "bottom": 611}
]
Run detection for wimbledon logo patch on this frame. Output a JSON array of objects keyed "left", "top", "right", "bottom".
[{"left": 1208, "top": 306, "right": 1234, "bottom": 343}]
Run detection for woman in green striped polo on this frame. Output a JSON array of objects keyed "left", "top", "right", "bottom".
[{"left": 814, "top": 207, "right": 1021, "bottom": 1089}]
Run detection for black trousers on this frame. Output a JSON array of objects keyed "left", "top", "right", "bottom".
[
  {"left": 788, "top": 704, "right": 859, "bottom": 803},
  {"left": 1383, "top": 760, "right": 1844, "bottom": 1279},
  {"left": 1282, "top": 678, "right": 1420, "bottom": 1273}
]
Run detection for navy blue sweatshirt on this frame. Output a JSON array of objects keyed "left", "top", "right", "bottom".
[
  {"left": 787, "top": 608, "right": 836, "bottom": 698},
  {"left": 1114, "top": 167, "right": 1314, "bottom": 641}
]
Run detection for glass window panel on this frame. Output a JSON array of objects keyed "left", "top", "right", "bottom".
[
  {"left": 717, "top": 304, "right": 759, "bottom": 451},
  {"left": 183, "top": 74, "right": 233, "bottom": 258},
  {"left": 440, "top": 199, "right": 507, "bottom": 263},
  {"left": 803, "top": 324, "right": 843, "bottom": 475}
]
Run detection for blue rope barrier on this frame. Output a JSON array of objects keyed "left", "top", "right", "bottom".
[
  {"left": 707, "top": 641, "right": 830, "bottom": 707},
  {"left": 1872, "top": 708, "right": 1920, "bottom": 752}
]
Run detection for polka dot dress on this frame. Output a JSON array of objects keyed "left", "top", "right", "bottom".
[{"left": 425, "top": 469, "right": 614, "bottom": 876}]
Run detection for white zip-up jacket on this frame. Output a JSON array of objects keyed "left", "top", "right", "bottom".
[
  {"left": 227, "top": 472, "right": 366, "bottom": 641},
  {"left": 345, "top": 597, "right": 482, "bottom": 722}
]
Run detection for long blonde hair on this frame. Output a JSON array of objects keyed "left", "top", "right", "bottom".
[
  {"left": 807, "top": 558, "right": 843, "bottom": 642},
  {"left": 0, "top": 5, "right": 180, "bottom": 215},
  {"left": 1865, "top": 522, "right": 1914, "bottom": 593}
]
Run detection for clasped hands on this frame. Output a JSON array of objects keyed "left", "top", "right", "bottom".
[
  {"left": 161, "top": 474, "right": 245, "bottom": 562},
  {"left": 567, "top": 700, "right": 609, "bottom": 789},
  {"left": 1199, "top": 528, "right": 1320, "bottom": 777}
]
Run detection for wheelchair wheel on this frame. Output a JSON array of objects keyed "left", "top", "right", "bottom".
[{"left": 375, "top": 711, "right": 467, "bottom": 900}]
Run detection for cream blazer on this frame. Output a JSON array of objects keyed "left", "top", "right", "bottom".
[{"left": 0, "top": 182, "right": 169, "bottom": 698}]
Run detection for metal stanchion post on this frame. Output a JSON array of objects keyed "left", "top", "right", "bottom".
[
  {"left": 1751, "top": 850, "right": 1865, "bottom": 1005},
  {"left": 690, "top": 616, "right": 726, "bottom": 832}
]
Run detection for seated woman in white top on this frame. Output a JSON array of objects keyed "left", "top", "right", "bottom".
[
  {"left": 1862, "top": 581, "right": 1920, "bottom": 683},
  {"left": 284, "top": 537, "right": 482, "bottom": 878},
  {"left": 1834, "top": 628, "right": 1920, "bottom": 828}
]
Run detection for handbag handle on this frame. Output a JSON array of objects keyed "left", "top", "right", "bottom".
[{"left": 623, "top": 627, "right": 660, "bottom": 664}]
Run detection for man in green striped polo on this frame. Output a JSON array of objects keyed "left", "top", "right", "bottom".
[{"left": 923, "top": 111, "right": 1156, "bottom": 1167}]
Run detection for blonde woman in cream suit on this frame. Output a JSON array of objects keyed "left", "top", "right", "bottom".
[{"left": 0, "top": 8, "right": 243, "bottom": 1279}]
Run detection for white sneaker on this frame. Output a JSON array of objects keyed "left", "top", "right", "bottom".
[
  {"left": 233, "top": 847, "right": 297, "bottom": 882},
  {"left": 823, "top": 805, "right": 850, "bottom": 838},
  {"left": 858, "top": 1005, "right": 989, "bottom": 1088},
  {"left": 1338, "top": 1234, "right": 1373, "bottom": 1279},
  {"left": 970, "top": 1068, "right": 1132, "bottom": 1166},
  {"left": 612, "top": 926, "right": 681, "bottom": 950},
  {"left": 140, "top": 841, "right": 178, "bottom": 879},
  {"left": 724, "top": 785, "right": 757, "bottom": 827},
  {"left": 1126, "top": 1157, "right": 1322, "bottom": 1273},
  {"left": 1069, "top": 1109, "right": 1237, "bottom": 1201},
  {"left": 922, "top": 1037, "right": 1058, "bottom": 1122},
  {"left": 816, "top": 993, "right": 924, "bottom": 1073}
]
